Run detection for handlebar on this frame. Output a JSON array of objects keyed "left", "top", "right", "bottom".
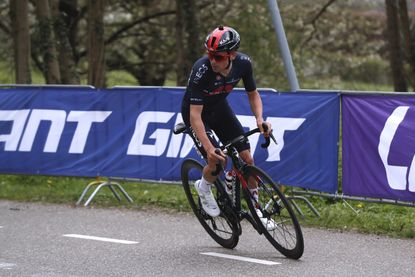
[
  {"left": 221, "top": 122, "right": 276, "bottom": 150},
  {"left": 210, "top": 123, "right": 277, "bottom": 176}
]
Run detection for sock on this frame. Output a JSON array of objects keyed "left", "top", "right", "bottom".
[
  {"left": 249, "top": 188, "right": 259, "bottom": 207},
  {"left": 199, "top": 176, "right": 212, "bottom": 192}
]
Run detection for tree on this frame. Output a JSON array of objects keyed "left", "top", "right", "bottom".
[
  {"left": 385, "top": 0, "right": 407, "bottom": 92},
  {"left": 3, "top": 0, "right": 410, "bottom": 90},
  {"left": 175, "top": 0, "right": 199, "bottom": 86},
  {"left": 398, "top": 0, "right": 415, "bottom": 90},
  {"left": 175, "top": 0, "right": 186, "bottom": 86},
  {"left": 10, "top": 0, "right": 31, "bottom": 84},
  {"left": 87, "top": 0, "right": 106, "bottom": 88},
  {"left": 50, "top": 0, "right": 80, "bottom": 84},
  {"left": 35, "top": 0, "right": 61, "bottom": 84},
  {"left": 105, "top": 0, "right": 177, "bottom": 86}
]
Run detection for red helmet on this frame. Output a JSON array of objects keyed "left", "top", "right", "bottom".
[{"left": 204, "top": 25, "right": 240, "bottom": 53}]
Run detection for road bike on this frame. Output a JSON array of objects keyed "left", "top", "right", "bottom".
[{"left": 174, "top": 122, "right": 304, "bottom": 259}]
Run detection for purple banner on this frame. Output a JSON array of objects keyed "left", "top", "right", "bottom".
[{"left": 342, "top": 94, "right": 415, "bottom": 201}]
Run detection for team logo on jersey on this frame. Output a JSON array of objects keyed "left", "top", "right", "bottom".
[{"left": 193, "top": 64, "right": 208, "bottom": 84}]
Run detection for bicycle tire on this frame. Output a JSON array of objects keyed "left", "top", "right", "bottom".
[
  {"left": 181, "top": 159, "right": 239, "bottom": 249},
  {"left": 241, "top": 165, "right": 304, "bottom": 259}
]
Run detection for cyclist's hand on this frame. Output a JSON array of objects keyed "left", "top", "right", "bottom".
[
  {"left": 207, "top": 148, "right": 226, "bottom": 164},
  {"left": 258, "top": 121, "right": 272, "bottom": 137}
]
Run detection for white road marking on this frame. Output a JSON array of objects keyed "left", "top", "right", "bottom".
[
  {"left": 63, "top": 234, "right": 138, "bottom": 244},
  {"left": 200, "top": 252, "right": 281, "bottom": 265},
  {"left": 0, "top": 226, "right": 3, "bottom": 228},
  {"left": 0, "top": 262, "right": 16, "bottom": 269}
]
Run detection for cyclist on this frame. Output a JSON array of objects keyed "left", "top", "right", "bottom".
[{"left": 181, "top": 25, "right": 272, "bottom": 223}]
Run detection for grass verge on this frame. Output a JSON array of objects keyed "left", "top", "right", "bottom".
[{"left": 0, "top": 174, "right": 414, "bottom": 239}]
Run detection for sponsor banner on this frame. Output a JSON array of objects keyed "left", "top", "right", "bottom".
[
  {"left": 0, "top": 87, "right": 339, "bottom": 193},
  {"left": 342, "top": 94, "right": 415, "bottom": 201},
  {"left": 233, "top": 91, "right": 339, "bottom": 193}
]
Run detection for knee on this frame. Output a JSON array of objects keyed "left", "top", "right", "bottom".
[{"left": 240, "top": 152, "right": 254, "bottom": 165}]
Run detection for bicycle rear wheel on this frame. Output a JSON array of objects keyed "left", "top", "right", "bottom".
[
  {"left": 181, "top": 159, "right": 239, "bottom": 249},
  {"left": 242, "top": 165, "right": 304, "bottom": 259}
]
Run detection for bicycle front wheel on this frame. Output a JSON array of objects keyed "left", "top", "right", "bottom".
[
  {"left": 242, "top": 165, "right": 304, "bottom": 259},
  {"left": 181, "top": 159, "right": 239, "bottom": 249}
]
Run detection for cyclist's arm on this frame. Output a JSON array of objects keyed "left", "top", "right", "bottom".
[
  {"left": 247, "top": 89, "right": 264, "bottom": 126},
  {"left": 189, "top": 104, "right": 225, "bottom": 162},
  {"left": 190, "top": 105, "right": 214, "bottom": 151},
  {"left": 247, "top": 89, "right": 271, "bottom": 135}
]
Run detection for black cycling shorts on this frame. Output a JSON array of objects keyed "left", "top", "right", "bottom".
[{"left": 181, "top": 100, "right": 251, "bottom": 159}]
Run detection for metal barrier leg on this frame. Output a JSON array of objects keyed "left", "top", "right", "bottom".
[
  {"left": 286, "top": 196, "right": 321, "bottom": 217},
  {"left": 77, "top": 179, "right": 134, "bottom": 206},
  {"left": 76, "top": 180, "right": 105, "bottom": 206},
  {"left": 107, "top": 183, "right": 122, "bottom": 201},
  {"left": 288, "top": 199, "right": 305, "bottom": 217},
  {"left": 112, "top": 182, "right": 134, "bottom": 203},
  {"left": 342, "top": 199, "right": 359, "bottom": 215},
  {"left": 84, "top": 183, "right": 108, "bottom": 206}
]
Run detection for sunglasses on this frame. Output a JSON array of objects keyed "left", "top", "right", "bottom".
[{"left": 207, "top": 52, "right": 230, "bottom": 62}]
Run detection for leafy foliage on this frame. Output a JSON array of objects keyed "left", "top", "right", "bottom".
[{"left": 1, "top": 0, "right": 410, "bottom": 90}]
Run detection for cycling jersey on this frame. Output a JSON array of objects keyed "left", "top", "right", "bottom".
[
  {"left": 181, "top": 52, "right": 255, "bottom": 156},
  {"left": 181, "top": 52, "right": 256, "bottom": 111}
]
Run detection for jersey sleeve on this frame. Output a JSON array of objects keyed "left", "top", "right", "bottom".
[
  {"left": 241, "top": 55, "right": 257, "bottom": 92},
  {"left": 187, "top": 62, "right": 209, "bottom": 105}
]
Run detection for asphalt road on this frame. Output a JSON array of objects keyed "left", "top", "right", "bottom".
[{"left": 0, "top": 200, "right": 414, "bottom": 277}]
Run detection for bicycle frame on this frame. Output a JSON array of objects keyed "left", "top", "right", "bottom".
[
  {"left": 174, "top": 121, "right": 274, "bottom": 229},
  {"left": 176, "top": 122, "right": 304, "bottom": 259},
  {"left": 212, "top": 129, "right": 275, "bottom": 231}
]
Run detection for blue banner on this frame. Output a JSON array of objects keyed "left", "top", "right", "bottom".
[
  {"left": 238, "top": 90, "right": 340, "bottom": 193},
  {"left": 0, "top": 87, "right": 339, "bottom": 193}
]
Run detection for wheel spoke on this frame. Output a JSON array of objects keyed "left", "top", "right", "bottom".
[
  {"left": 243, "top": 165, "right": 304, "bottom": 259},
  {"left": 181, "top": 159, "right": 239, "bottom": 249}
]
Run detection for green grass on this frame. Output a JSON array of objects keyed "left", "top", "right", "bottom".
[
  {"left": 0, "top": 174, "right": 414, "bottom": 239},
  {"left": 0, "top": 175, "right": 189, "bottom": 210},
  {"left": 297, "top": 196, "right": 415, "bottom": 238}
]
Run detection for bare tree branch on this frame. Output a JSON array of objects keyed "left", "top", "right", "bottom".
[
  {"left": 106, "top": 10, "right": 176, "bottom": 45},
  {"left": 106, "top": 2, "right": 213, "bottom": 46},
  {"left": 301, "top": 0, "right": 338, "bottom": 49}
]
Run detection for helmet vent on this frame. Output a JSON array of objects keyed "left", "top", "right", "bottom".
[{"left": 210, "top": 37, "right": 216, "bottom": 48}]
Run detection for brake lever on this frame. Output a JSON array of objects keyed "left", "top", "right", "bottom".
[
  {"left": 260, "top": 123, "right": 277, "bottom": 148},
  {"left": 269, "top": 132, "right": 277, "bottom": 144},
  {"left": 260, "top": 136, "right": 271, "bottom": 148}
]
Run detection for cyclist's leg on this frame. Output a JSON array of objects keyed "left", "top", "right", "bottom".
[
  {"left": 210, "top": 100, "right": 252, "bottom": 171},
  {"left": 183, "top": 124, "right": 223, "bottom": 216},
  {"left": 183, "top": 105, "right": 224, "bottom": 179},
  {"left": 238, "top": 149, "right": 254, "bottom": 165},
  {"left": 186, "top": 124, "right": 222, "bottom": 180},
  {"left": 209, "top": 100, "right": 250, "bottom": 153},
  {"left": 208, "top": 101, "right": 261, "bottom": 199},
  {"left": 238, "top": 150, "right": 256, "bottom": 187}
]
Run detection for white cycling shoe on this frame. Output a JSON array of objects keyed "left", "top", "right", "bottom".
[
  {"left": 195, "top": 180, "right": 220, "bottom": 217},
  {"left": 256, "top": 209, "right": 278, "bottom": 231}
]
